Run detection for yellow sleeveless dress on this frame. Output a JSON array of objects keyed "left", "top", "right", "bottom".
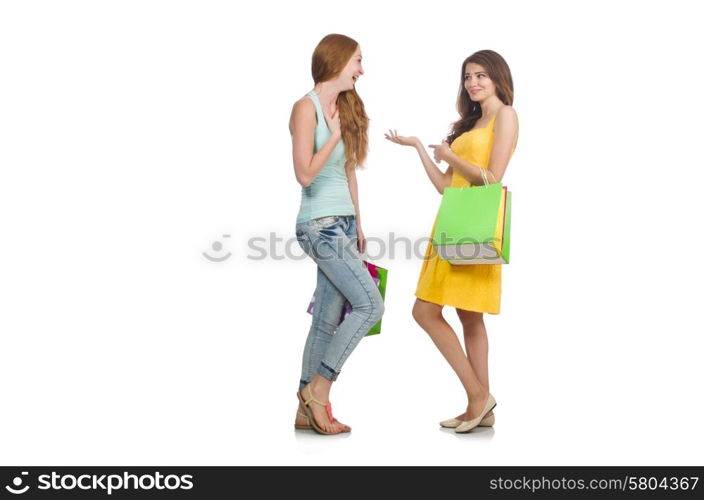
[{"left": 415, "top": 115, "right": 502, "bottom": 314}]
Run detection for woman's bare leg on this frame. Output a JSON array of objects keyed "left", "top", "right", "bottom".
[
  {"left": 412, "top": 299, "right": 489, "bottom": 419},
  {"left": 455, "top": 308, "right": 491, "bottom": 420}
]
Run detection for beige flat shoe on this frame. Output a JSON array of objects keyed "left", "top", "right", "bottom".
[
  {"left": 455, "top": 394, "right": 497, "bottom": 433},
  {"left": 439, "top": 412, "right": 495, "bottom": 428}
]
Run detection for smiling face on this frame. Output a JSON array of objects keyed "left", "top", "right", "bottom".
[
  {"left": 338, "top": 46, "right": 364, "bottom": 90},
  {"left": 464, "top": 62, "right": 496, "bottom": 102}
]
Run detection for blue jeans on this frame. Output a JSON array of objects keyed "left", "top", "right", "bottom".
[{"left": 295, "top": 215, "right": 385, "bottom": 389}]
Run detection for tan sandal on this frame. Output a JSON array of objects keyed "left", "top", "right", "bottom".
[
  {"left": 295, "top": 407, "right": 351, "bottom": 432},
  {"left": 297, "top": 385, "right": 349, "bottom": 435},
  {"left": 294, "top": 409, "right": 313, "bottom": 430}
]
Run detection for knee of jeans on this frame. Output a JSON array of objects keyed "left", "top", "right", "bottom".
[
  {"left": 374, "top": 296, "right": 385, "bottom": 322},
  {"left": 357, "top": 293, "right": 384, "bottom": 323}
]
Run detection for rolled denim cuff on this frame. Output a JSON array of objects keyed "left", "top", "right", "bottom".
[{"left": 317, "top": 362, "right": 339, "bottom": 382}]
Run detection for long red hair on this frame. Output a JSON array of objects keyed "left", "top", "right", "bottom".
[{"left": 312, "top": 34, "right": 369, "bottom": 169}]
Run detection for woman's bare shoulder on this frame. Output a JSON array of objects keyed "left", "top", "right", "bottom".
[
  {"left": 292, "top": 94, "right": 316, "bottom": 114},
  {"left": 496, "top": 105, "right": 518, "bottom": 121}
]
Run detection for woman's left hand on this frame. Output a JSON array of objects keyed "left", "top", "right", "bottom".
[
  {"left": 356, "top": 225, "right": 366, "bottom": 254},
  {"left": 384, "top": 130, "right": 421, "bottom": 148},
  {"left": 428, "top": 140, "right": 452, "bottom": 163}
]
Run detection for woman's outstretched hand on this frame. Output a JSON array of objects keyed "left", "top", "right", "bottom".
[{"left": 384, "top": 130, "right": 421, "bottom": 148}]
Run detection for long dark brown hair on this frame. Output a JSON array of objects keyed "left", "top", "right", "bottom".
[
  {"left": 447, "top": 50, "right": 514, "bottom": 145},
  {"left": 311, "top": 34, "right": 369, "bottom": 169}
]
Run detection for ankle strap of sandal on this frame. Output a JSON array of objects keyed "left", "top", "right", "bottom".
[{"left": 302, "top": 385, "right": 327, "bottom": 407}]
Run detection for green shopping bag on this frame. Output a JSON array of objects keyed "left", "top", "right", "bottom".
[
  {"left": 431, "top": 183, "right": 511, "bottom": 264},
  {"left": 365, "top": 262, "right": 387, "bottom": 336},
  {"left": 306, "top": 261, "right": 388, "bottom": 336}
]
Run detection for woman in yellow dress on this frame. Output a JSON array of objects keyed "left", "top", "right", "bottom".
[{"left": 385, "top": 50, "right": 518, "bottom": 433}]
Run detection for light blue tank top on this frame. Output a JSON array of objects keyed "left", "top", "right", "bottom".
[{"left": 296, "top": 91, "right": 355, "bottom": 224}]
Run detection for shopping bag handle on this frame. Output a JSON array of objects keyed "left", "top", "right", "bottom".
[
  {"left": 461, "top": 167, "right": 495, "bottom": 189},
  {"left": 480, "top": 168, "right": 489, "bottom": 186}
]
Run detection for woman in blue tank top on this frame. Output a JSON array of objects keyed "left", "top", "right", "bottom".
[{"left": 289, "top": 34, "right": 384, "bottom": 435}]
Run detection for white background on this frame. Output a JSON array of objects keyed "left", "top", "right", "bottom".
[{"left": 1, "top": 0, "right": 702, "bottom": 465}]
